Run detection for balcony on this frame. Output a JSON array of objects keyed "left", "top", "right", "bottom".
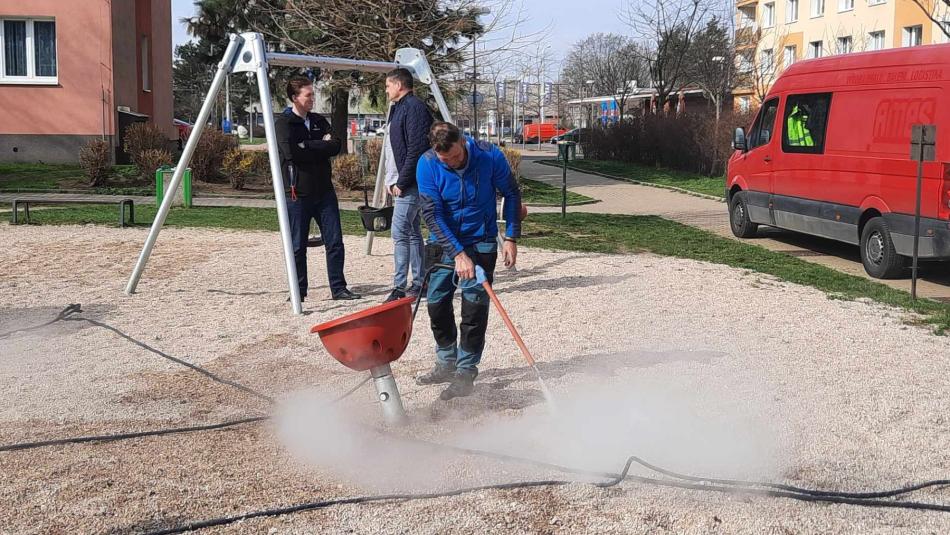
[
  {"left": 736, "top": 0, "right": 759, "bottom": 7},
  {"left": 735, "top": 24, "right": 761, "bottom": 49}
]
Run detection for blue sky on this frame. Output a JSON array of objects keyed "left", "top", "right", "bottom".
[{"left": 170, "top": 0, "right": 631, "bottom": 60}]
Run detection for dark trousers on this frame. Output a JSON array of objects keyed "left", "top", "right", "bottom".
[
  {"left": 287, "top": 190, "right": 347, "bottom": 297},
  {"left": 426, "top": 242, "right": 498, "bottom": 372}
]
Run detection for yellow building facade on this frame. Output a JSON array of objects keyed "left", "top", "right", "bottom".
[{"left": 733, "top": 0, "right": 949, "bottom": 110}]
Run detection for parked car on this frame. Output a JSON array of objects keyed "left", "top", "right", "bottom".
[
  {"left": 727, "top": 44, "right": 950, "bottom": 279},
  {"left": 550, "top": 128, "right": 590, "bottom": 144}
]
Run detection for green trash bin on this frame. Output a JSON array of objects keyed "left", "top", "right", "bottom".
[
  {"left": 557, "top": 141, "right": 577, "bottom": 162},
  {"left": 155, "top": 166, "right": 193, "bottom": 208}
]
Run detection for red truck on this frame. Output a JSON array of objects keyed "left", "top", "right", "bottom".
[
  {"left": 519, "top": 122, "right": 567, "bottom": 143},
  {"left": 727, "top": 44, "right": 950, "bottom": 278}
]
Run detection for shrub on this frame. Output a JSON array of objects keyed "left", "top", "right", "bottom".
[
  {"left": 123, "top": 122, "right": 169, "bottom": 177},
  {"left": 332, "top": 154, "right": 364, "bottom": 191},
  {"left": 191, "top": 129, "right": 237, "bottom": 182},
  {"left": 79, "top": 139, "right": 111, "bottom": 186},
  {"left": 362, "top": 137, "right": 383, "bottom": 178},
  {"left": 135, "top": 149, "right": 172, "bottom": 184},
  {"left": 222, "top": 149, "right": 273, "bottom": 189},
  {"left": 500, "top": 146, "right": 522, "bottom": 181}
]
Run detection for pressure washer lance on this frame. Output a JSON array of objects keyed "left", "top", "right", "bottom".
[{"left": 469, "top": 266, "right": 558, "bottom": 410}]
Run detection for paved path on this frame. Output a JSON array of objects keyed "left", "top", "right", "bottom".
[
  {"left": 0, "top": 192, "right": 365, "bottom": 211},
  {"left": 519, "top": 155, "right": 950, "bottom": 302}
]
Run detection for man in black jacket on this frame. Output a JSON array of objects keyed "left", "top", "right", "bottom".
[
  {"left": 383, "top": 68, "right": 433, "bottom": 302},
  {"left": 275, "top": 77, "right": 360, "bottom": 302}
]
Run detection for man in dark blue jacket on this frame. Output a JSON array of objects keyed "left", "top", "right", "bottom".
[
  {"left": 416, "top": 122, "right": 522, "bottom": 400},
  {"left": 383, "top": 68, "right": 433, "bottom": 302},
  {"left": 275, "top": 77, "right": 360, "bottom": 302}
]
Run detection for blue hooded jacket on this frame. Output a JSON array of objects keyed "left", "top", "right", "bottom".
[{"left": 417, "top": 137, "right": 522, "bottom": 258}]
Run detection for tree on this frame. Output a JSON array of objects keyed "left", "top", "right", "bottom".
[
  {"left": 624, "top": 0, "right": 710, "bottom": 113},
  {"left": 911, "top": 0, "right": 950, "bottom": 40},
  {"left": 684, "top": 17, "right": 733, "bottom": 123},
  {"left": 561, "top": 33, "right": 647, "bottom": 121},
  {"left": 255, "top": 0, "right": 485, "bottom": 142}
]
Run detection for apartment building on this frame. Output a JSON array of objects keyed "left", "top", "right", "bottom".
[
  {"left": 0, "top": 1, "right": 173, "bottom": 163},
  {"left": 733, "top": 0, "right": 949, "bottom": 110}
]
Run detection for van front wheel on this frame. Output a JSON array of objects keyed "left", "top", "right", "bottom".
[
  {"left": 860, "top": 218, "right": 905, "bottom": 279},
  {"left": 729, "top": 193, "right": 758, "bottom": 238}
]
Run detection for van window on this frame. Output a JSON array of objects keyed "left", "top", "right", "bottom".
[
  {"left": 782, "top": 93, "right": 832, "bottom": 154},
  {"left": 748, "top": 98, "right": 779, "bottom": 150}
]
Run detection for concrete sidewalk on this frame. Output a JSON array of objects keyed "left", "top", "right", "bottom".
[{"left": 519, "top": 155, "right": 950, "bottom": 302}]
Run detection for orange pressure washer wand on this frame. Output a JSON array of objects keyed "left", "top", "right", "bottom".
[{"left": 469, "top": 266, "right": 557, "bottom": 409}]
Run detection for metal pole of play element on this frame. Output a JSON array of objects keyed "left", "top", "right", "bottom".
[
  {"left": 125, "top": 35, "right": 242, "bottom": 298},
  {"left": 910, "top": 124, "right": 937, "bottom": 300},
  {"left": 247, "top": 33, "right": 304, "bottom": 314},
  {"left": 364, "top": 102, "right": 394, "bottom": 256},
  {"left": 370, "top": 363, "right": 407, "bottom": 425}
]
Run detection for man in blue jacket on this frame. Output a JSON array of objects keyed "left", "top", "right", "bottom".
[
  {"left": 416, "top": 122, "right": 522, "bottom": 400},
  {"left": 383, "top": 68, "right": 433, "bottom": 302}
]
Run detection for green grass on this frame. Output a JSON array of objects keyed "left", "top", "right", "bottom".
[
  {"left": 11, "top": 206, "right": 950, "bottom": 333},
  {"left": 0, "top": 163, "right": 153, "bottom": 195},
  {"left": 540, "top": 159, "right": 726, "bottom": 199},
  {"left": 239, "top": 138, "right": 267, "bottom": 145},
  {"left": 519, "top": 177, "right": 596, "bottom": 206},
  {"left": 0, "top": 163, "right": 85, "bottom": 190}
]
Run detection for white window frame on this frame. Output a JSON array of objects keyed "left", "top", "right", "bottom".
[
  {"left": 838, "top": 0, "right": 854, "bottom": 12},
  {"left": 868, "top": 30, "right": 886, "bottom": 50},
  {"left": 809, "top": 40, "right": 824, "bottom": 58},
  {"left": 763, "top": 2, "right": 776, "bottom": 27},
  {"left": 787, "top": 0, "right": 800, "bottom": 22},
  {"left": 783, "top": 45, "right": 797, "bottom": 67},
  {"left": 868, "top": 0, "right": 885, "bottom": 5},
  {"left": 903, "top": 25, "right": 923, "bottom": 47},
  {"left": 760, "top": 48, "right": 775, "bottom": 75},
  {"left": 811, "top": 0, "right": 825, "bottom": 17},
  {"left": 836, "top": 35, "right": 853, "bottom": 54},
  {"left": 739, "top": 96, "right": 751, "bottom": 113},
  {"left": 0, "top": 17, "right": 58, "bottom": 85}
]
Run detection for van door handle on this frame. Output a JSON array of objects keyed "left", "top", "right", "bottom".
[{"left": 764, "top": 155, "right": 772, "bottom": 162}]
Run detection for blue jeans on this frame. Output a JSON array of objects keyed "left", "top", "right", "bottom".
[
  {"left": 391, "top": 185, "right": 424, "bottom": 291},
  {"left": 426, "top": 241, "right": 498, "bottom": 372},
  {"left": 287, "top": 190, "right": 347, "bottom": 297}
]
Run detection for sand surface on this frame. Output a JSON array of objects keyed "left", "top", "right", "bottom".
[{"left": 1, "top": 223, "right": 950, "bottom": 534}]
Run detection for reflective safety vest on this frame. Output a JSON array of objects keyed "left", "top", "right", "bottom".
[{"left": 787, "top": 105, "right": 814, "bottom": 147}]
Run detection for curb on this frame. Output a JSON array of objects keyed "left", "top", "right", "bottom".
[{"left": 534, "top": 160, "right": 726, "bottom": 203}]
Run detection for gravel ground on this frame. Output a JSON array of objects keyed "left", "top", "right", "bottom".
[{"left": 1, "top": 223, "right": 950, "bottom": 534}]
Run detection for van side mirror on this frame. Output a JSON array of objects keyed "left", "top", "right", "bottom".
[{"left": 733, "top": 128, "right": 747, "bottom": 151}]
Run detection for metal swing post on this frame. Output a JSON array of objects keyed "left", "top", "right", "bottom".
[{"left": 125, "top": 34, "right": 243, "bottom": 296}]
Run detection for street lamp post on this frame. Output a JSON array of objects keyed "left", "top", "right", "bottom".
[{"left": 471, "top": 7, "right": 491, "bottom": 138}]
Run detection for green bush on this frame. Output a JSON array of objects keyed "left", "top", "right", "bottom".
[{"left": 191, "top": 129, "right": 238, "bottom": 182}]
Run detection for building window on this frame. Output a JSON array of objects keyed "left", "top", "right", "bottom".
[
  {"left": 141, "top": 36, "right": 150, "bottom": 92},
  {"left": 760, "top": 48, "right": 775, "bottom": 75},
  {"left": 811, "top": 0, "right": 825, "bottom": 17},
  {"left": 739, "top": 96, "right": 752, "bottom": 113},
  {"left": 784, "top": 45, "right": 797, "bottom": 67},
  {"left": 787, "top": 0, "right": 800, "bottom": 22},
  {"left": 0, "top": 18, "right": 56, "bottom": 83},
  {"left": 809, "top": 40, "right": 824, "bottom": 58},
  {"left": 782, "top": 93, "right": 832, "bottom": 154},
  {"left": 838, "top": 0, "right": 854, "bottom": 11},
  {"left": 836, "top": 36, "right": 853, "bottom": 54},
  {"left": 868, "top": 31, "right": 886, "bottom": 50},
  {"left": 868, "top": 0, "right": 885, "bottom": 5},
  {"left": 903, "top": 25, "right": 923, "bottom": 47},
  {"left": 763, "top": 2, "right": 776, "bottom": 27}
]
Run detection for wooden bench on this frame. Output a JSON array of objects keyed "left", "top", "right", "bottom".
[{"left": 11, "top": 197, "right": 135, "bottom": 227}]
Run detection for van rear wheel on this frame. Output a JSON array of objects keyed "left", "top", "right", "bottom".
[
  {"left": 729, "top": 192, "right": 758, "bottom": 238},
  {"left": 860, "top": 217, "right": 905, "bottom": 279}
]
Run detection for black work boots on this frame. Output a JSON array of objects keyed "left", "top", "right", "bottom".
[
  {"left": 416, "top": 365, "right": 478, "bottom": 400},
  {"left": 439, "top": 369, "right": 477, "bottom": 400}
]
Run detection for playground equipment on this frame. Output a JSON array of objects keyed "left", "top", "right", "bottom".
[{"left": 124, "top": 32, "right": 453, "bottom": 315}]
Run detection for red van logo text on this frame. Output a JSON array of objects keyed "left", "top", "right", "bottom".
[{"left": 872, "top": 98, "right": 937, "bottom": 143}]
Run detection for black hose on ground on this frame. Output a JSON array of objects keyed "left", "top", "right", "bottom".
[
  {"left": 0, "top": 303, "right": 81, "bottom": 339},
  {"left": 0, "top": 416, "right": 267, "bottom": 453}
]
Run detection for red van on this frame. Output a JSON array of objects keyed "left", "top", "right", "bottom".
[
  {"left": 521, "top": 122, "right": 567, "bottom": 143},
  {"left": 727, "top": 44, "right": 950, "bottom": 278}
]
